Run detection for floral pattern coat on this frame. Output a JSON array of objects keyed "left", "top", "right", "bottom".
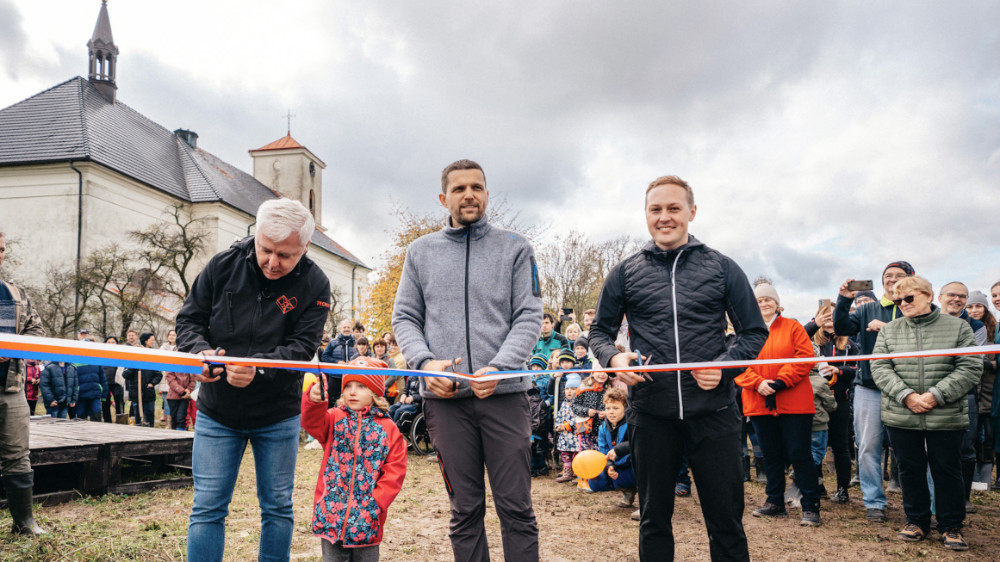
[{"left": 301, "top": 384, "right": 407, "bottom": 547}]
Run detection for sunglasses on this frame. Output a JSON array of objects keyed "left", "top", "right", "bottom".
[{"left": 892, "top": 294, "right": 918, "bottom": 306}]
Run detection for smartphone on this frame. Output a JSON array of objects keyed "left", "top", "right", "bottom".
[
  {"left": 561, "top": 307, "right": 573, "bottom": 316},
  {"left": 818, "top": 298, "right": 831, "bottom": 308},
  {"left": 847, "top": 280, "right": 874, "bottom": 292}
]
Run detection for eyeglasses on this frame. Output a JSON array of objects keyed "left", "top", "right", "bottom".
[
  {"left": 942, "top": 292, "right": 968, "bottom": 300},
  {"left": 883, "top": 273, "right": 909, "bottom": 280},
  {"left": 892, "top": 294, "right": 918, "bottom": 306}
]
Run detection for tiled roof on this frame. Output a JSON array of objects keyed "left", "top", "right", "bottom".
[
  {"left": 250, "top": 134, "right": 305, "bottom": 152},
  {"left": 0, "top": 77, "right": 366, "bottom": 268}
]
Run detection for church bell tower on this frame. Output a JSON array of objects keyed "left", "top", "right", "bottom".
[{"left": 88, "top": 0, "right": 119, "bottom": 103}]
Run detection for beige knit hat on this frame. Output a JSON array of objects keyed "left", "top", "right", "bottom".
[{"left": 753, "top": 278, "right": 780, "bottom": 306}]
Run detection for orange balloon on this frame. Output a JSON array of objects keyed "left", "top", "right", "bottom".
[{"left": 573, "top": 449, "right": 607, "bottom": 480}]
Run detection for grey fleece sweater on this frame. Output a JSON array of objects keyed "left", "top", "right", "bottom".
[{"left": 392, "top": 215, "right": 543, "bottom": 399}]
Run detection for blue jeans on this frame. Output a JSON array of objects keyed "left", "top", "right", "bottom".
[
  {"left": 811, "top": 430, "right": 829, "bottom": 466},
  {"left": 75, "top": 397, "right": 102, "bottom": 421},
  {"left": 48, "top": 402, "right": 69, "bottom": 418},
  {"left": 187, "top": 412, "right": 301, "bottom": 562},
  {"left": 853, "top": 386, "right": 886, "bottom": 509}
]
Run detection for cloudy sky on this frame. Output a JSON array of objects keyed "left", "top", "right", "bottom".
[{"left": 2, "top": 0, "right": 998, "bottom": 318}]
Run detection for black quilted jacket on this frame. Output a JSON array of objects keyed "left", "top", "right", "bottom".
[{"left": 589, "top": 237, "right": 768, "bottom": 422}]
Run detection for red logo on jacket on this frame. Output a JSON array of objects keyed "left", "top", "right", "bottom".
[{"left": 276, "top": 295, "right": 298, "bottom": 314}]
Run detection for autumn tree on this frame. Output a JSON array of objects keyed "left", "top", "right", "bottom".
[{"left": 130, "top": 203, "right": 209, "bottom": 300}]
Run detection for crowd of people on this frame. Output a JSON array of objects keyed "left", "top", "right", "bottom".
[{"left": 4, "top": 168, "right": 999, "bottom": 561}]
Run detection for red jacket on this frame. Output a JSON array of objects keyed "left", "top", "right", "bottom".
[
  {"left": 301, "top": 384, "right": 407, "bottom": 547},
  {"left": 165, "top": 372, "right": 196, "bottom": 400},
  {"left": 735, "top": 315, "right": 816, "bottom": 417}
]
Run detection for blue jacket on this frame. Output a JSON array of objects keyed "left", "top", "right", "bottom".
[
  {"left": 834, "top": 295, "right": 902, "bottom": 389},
  {"left": 321, "top": 334, "right": 358, "bottom": 366},
  {"left": 40, "top": 363, "right": 78, "bottom": 405},
  {"left": 75, "top": 364, "right": 107, "bottom": 401},
  {"left": 597, "top": 419, "right": 631, "bottom": 469}
]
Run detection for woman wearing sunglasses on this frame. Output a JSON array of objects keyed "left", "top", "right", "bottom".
[{"left": 871, "top": 276, "right": 983, "bottom": 551}]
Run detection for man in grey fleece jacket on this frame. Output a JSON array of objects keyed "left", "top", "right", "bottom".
[{"left": 392, "top": 159, "right": 543, "bottom": 562}]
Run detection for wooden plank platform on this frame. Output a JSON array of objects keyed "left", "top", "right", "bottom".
[{"left": 0, "top": 417, "right": 194, "bottom": 507}]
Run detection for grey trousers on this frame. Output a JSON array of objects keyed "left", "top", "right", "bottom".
[
  {"left": 321, "top": 539, "right": 379, "bottom": 562},
  {"left": 0, "top": 390, "right": 31, "bottom": 475},
  {"left": 423, "top": 393, "right": 539, "bottom": 562}
]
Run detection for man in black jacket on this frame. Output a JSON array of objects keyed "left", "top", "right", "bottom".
[
  {"left": 176, "top": 199, "right": 330, "bottom": 562},
  {"left": 590, "top": 175, "right": 768, "bottom": 562}
]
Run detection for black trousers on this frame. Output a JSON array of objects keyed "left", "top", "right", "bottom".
[
  {"left": 887, "top": 426, "right": 965, "bottom": 533},
  {"left": 827, "top": 400, "right": 853, "bottom": 488},
  {"left": 751, "top": 413, "right": 820, "bottom": 512},
  {"left": 168, "top": 399, "right": 190, "bottom": 430},
  {"left": 631, "top": 404, "right": 749, "bottom": 562}
]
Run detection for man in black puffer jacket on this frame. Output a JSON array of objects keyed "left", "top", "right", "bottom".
[{"left": 590, "top": 175, "right": 768, "bottom": 562}]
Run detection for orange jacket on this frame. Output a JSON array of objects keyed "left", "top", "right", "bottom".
[{"left": 735, "top": 315, "right": 816, "bottom": 417}]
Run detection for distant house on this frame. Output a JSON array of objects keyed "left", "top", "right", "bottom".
[{"left": 0, "top": 1, "right": 369, "bottom": 326}]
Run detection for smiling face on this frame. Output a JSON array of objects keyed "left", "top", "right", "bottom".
[
  {"left": 993, "top": 284, "right": 1000, "bottom": 310},
  {"left": 439, "top": 169, "right": 488, "bottom": 227},
  {"left": 757, "top": 297, "right": 778, "bottom": 321},
  {"left": 592, "top": 371, "right": 609, "bottom": 385},
  {"left": 342, "top": 381, "right": 375, "bottom": 411},
  {"left": 966, "top": 303, "right": 986, "bottom": 321},
  {"left": 645, "top": 184, "right": 696, "bottom": 251},
  {"left": 604, "top": 400, "right": 625, "bottom": 425},
  {"left": 882, "top": 267, "right": 908, "bottom": 296},
  {"left": 255, "top": 232, "right": 306, "bottom": 281},
  {"left": 898, "top": 290, "right": 934, "bottom": 318},
  {"left": 938, "top": 282, "right": 968, "bottom": 317},
  {"left": 565, "top": 324, "right": 581, "bottom": 341}
]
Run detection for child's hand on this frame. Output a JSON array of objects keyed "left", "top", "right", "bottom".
[
  {"left": 598, "top": 411, "right": 606, "bottom": 420},
  {"left": 308, "top": 381, "right": 324, "bottom": 403},
  {"left": 607, "top": 467, "right": 618, "bottom": 480},
  {"left": 607, "top": 449, "right": 617, "bottom": 461},
  {"left": 588, "top": 408, "right": 598, "bottom": 417}
]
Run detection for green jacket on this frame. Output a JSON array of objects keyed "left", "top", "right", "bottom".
[
  {"left": 871, "top": 307, "right": 982, "bottom": 431},
  {"left": 809, "top": 372, "right": 837, "bottom": 431},
  {"left": 0, "top": 280, "right": 46, "bottom": 393}
]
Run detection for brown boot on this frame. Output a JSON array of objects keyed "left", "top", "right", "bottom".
[{"left": 555, "top": 463, "right": 575, "bottom": 483}]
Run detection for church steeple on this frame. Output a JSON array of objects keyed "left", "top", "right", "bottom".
[{"left": 87, "top": 0, "right": 119, "bottom": 103}]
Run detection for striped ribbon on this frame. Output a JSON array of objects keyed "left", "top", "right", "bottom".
[{"left": 1, "top": 333, "right": 997, "bottom": 382}]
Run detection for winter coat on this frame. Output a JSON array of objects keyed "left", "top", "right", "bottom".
[
  {"left": 166, "top": 371, "right": 196, "bottom": 400},
  {"left": 0, "top": 280, "right": 45, "bottom": 394},
  {"left": 554, "top": 401, "right": 581, "bottom": 453},
  {"left": 301, "top": 384, "right": 407, "bottom": 548},
  {"left": 122, "top": 368, "right": 163, "bottom": 403},
  {"left": 24, "top": 362, "right": 41, "bottom": 401},
  {"left": 572, "top": 381, "right": 609, "bottom": 434},
  {"left": 322, "top": 334, "right": 358, "bottom": 365},
  {"left": 978, "top": 356, "right": 997, "bottom": 414},
  {"left": 532, "top": 332, "right": 570, "bottom": 362},
  {"left": 589, "top": 237, "right": 769, "bottom": 422},
  {"left": 812, "top": 337, "right": 859, "bottom": 403},
  {"left": 40, "top": 363, "right": 78, "bottom": 405},
  {"left": 833, "top": 294, "right": 903, "bottom": 389},
  {"left": 597, "top": 419, "right": 631, "bottom": 469},
  {"left": 735, "top": 316, "right": 816, "bottom": 417},
  {"left": 75, "top": 364, "right": 107, "bottom": 402},
  {"left": 175, "top": 236, "right": 331, "bottom": 430},
  {"left": 871, "top": 307, "right": 982, "bottom": 431},
  {"left": 810, "top": 372, "right": 837, "bottom": 431}
]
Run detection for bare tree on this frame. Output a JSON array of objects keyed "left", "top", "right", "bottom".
[{"left": 130, "top": 203, "right": 209, "bottom": 300}]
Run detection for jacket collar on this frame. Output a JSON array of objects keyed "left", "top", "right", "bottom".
[
  {"left": 904, "top": 304, "right": 940, "bottom": 326},
  {"left": 641, "top": 234, "right": 705, "bottom": 262},
  {"left": 442, "top": 215, "right": 491, "bottom": 242}
]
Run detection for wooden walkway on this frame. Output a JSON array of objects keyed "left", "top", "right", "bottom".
[{"left": 2, "top": 417, "right": 194, "bottom": 506}]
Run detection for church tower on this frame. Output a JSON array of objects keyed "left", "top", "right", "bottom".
[
  {"left": 249, "top": 133, "right": 327, "bottom": 230},
  {"left": 87, "top": 0, "right": 119, "bottom": 103}
]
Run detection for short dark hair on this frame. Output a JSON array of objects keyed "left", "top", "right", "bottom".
[
  {"left": 139, "top": 332, "right": 155, "bottom": 346},
  {"left": 371, "top": 337, "right": 387, "bottom": 350},
  {"left": 353, "top": 321, "right": 365, "bottom": 333},
  {"left": 542, "top": 312, "right": 556, "bottom": 324},
  {"left": 356, "top": 336, "right": 369, "bottom": 346},
  {"left": 441, "top": 159, "right": 485, "bottom": 193}
]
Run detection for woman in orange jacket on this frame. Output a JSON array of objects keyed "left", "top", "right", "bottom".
[{"left": 735, "top": 279, "right": 820, "bottom": 527}]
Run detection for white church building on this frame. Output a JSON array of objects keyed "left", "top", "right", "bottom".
[{"left": 0, "top": 1, "right": 370, "bottom": 324}]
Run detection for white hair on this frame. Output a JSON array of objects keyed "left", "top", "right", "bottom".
[{"left": 256, "top": 199, "right": 314, "bottom": 247}]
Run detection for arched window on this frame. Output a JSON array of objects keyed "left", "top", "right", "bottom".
[{"left": 309, "top": 190, "right": 315, "bottom": 214}]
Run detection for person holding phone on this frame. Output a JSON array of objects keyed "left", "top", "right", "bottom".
[{"left": 833, "top": 260, "right": 915, "bottom": 523}]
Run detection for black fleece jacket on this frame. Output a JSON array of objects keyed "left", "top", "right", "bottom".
[{"left": 176, "top": 236, "right": 331, "bottom": 429}]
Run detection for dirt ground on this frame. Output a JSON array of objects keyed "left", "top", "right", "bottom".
[{"left": 3, "top": 447, "right": 1000, "bottom": 561}]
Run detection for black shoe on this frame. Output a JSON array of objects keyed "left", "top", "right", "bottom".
[
  {"left": 800, "top": 511, "right": 821, "bottom": 527},
  {"left": 866, "top": 508, "right": 887, "bottom": 523},
  {"left": 832, "top": 486, "right": 849, "bottom": 504},
  {"left": 752, "top": 502, "right": 788, "bottom": 518}
]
